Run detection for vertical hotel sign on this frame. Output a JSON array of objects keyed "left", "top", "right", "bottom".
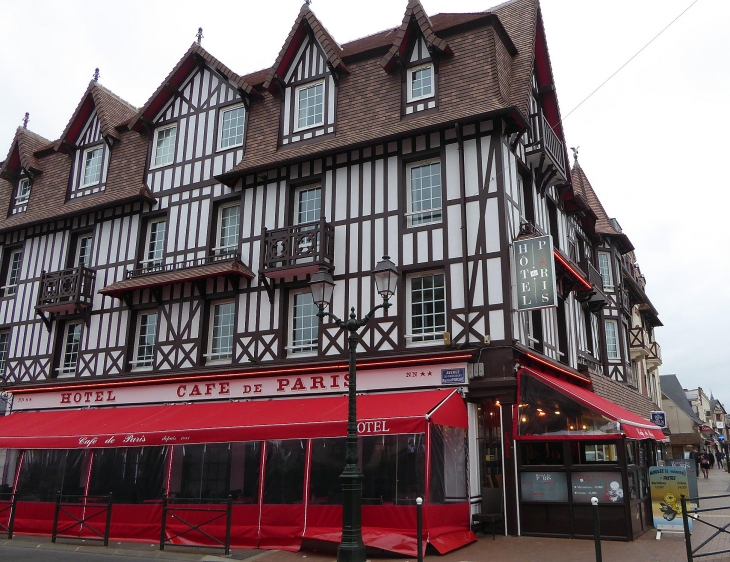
[{"left": 514, "top": 235, "right": 557, "bottom": 311}]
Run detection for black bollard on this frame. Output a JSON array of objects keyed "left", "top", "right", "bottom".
[
  {"left": 681, "top": 494, "right": 693, "bottom": 562},
  {"left": 591, "top": 497, "right": 602, "bottom": 562},
  {"left": 416, "top": 497, "right": 423, "bottom": 562}
]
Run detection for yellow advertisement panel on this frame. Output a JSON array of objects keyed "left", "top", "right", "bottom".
[{"left": 649, "top": 466, "right": 691, "bottom": 531}]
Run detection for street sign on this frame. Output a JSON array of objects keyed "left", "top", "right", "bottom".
[{"left": 514, "top": 235, "right": 557, "bottom": 311}]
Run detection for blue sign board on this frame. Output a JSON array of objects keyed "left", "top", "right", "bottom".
[
  {"left": 441, "top": 368, "right": 466, "bottom": 384},
  {"left": 650, "top": 411, "right": 667, "bottom": 428}
]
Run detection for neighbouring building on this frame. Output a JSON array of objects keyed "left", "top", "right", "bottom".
[
  {"left": 0, "top": 0, "right": 667, "bottom": 552},
  {"left": 660, "top": 374, "right": 704, "bottom": 459}
]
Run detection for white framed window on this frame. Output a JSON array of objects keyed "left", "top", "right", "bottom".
[
  {"left": 214, "top": 203, "right": 240, "bottom": 255},
  {"left": 0, "top": 330, "right": 9, "bottom": 376},
  {"left": 15, "top": 178, "right": 30, "bottom": 205},
  {"left": 152, "top": 124, "right": 177, "bottom": 168},
  {"left": 142, "top": 218, "right": 166, "bottom": 268},
  {"left": 294, "top": 185, "right": 322, "bottom": 225},
  {"left": 407, "top": 63, "right": 434, "bottom": 102},
  {"left": 406, "top": 271, "right": 446, "bottom": 345},
  {"left": 294, "top": 80, "right": 325, "bottom": 132},
  {"left": 604, "top": 320, "right": 619, "bottom": 360},
  {"left": 207, "top": 301, "right": 235, "bottom": 363},
  {"left": 81, "top": 146, "right": 103, "bottom": 187},
  {"left": 406, "top": 160, "right": 442, "bottom": 227},
  {"left": 218, "top": 104, "right": 245, "bottom": 150},
  {"left": 288, "top": 290, "right": 318, "bottom": 356},
  {"left": 597, "top": 252, "right": 613, "bottom": 288},
  {"left": 131, "top": 312, "right": 157, "bottom": 370},
  {"left": 75, "top": 234, "right": 93, "bottom": 268},
  {"left": 2, "top": 249, "right": 23, "bottom": 296},
  {"left": 59, "top": 322, "right": 82, "bottom": 378}
]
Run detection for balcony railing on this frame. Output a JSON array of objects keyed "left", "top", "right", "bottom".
[
  {"left": 647, "top": 341, "right": 662, "bottom": 367},
  {"left": 526, "top": 112, "right": 566, "bottom": 178},
  {"left": 261, "top": 219, "right": 335, "bottom": 279},
  {"left": 127, "top": 252, "right": 241, "bottom": 279},
  {"left": 628, "top": 326, "right": 649, "bottom": 359},
  {"left": 36, "top": 266, "right": 96, "bottom": 315},
  {"left": 586, "top": 262, "right": 604, "bottom": 293}
]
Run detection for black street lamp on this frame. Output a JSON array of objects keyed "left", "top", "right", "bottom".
[{"left": 309, "top": 256, "right": 398, "bottom": 562}]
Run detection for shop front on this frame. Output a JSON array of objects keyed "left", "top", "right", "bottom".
[
  {"left": 514, "top": 368, "right": 666, "bottom": 540},
  {"left": 0, "top": 363, "right": 476, "bottom": 556}
]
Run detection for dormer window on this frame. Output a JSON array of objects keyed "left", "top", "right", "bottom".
[
  {"left": 294, "top": 80, "right": 325, "bottom": 132},
  {"left": 81, "top": 147, "right": 103, "bottom": 187},
  {"left": 408, "top": 63, "right": 434, "bottom": 103},
  {"left": 15, "top": 178, "right": 30, "bottom": 206},
  {"left": 152, "top": 124, "right": 177, "bottom": 168},
  {"left": 218, "top": 104, "right": 245, "bottom": 150}
]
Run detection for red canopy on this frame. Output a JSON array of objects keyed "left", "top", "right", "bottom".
[
  {"left": 0, "top": 389, "right": 466, "bottom": 449},
  {"left": 522, "top": 369, "right": 667, "bottom": 441}
]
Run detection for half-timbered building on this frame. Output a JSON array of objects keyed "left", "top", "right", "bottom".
[{"left": 0, "top": 0, "right": 667, "bottom": 550}]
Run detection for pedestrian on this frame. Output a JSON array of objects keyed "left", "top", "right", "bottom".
[
  {"left": 701, "top": 452, "right": 710, "bottom": 478},
  {"left": 718, "top": 450, "right": 725, "bottom": 470},
  {"left": 692, "top": 447, "right": 701, "bottom": 474},
  {"left": 709, "top": 450, "right": 715, "bottom": 469}
]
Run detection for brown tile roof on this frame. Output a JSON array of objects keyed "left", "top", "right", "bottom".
[
  {"left": 0, "top": 127, "right": 50, "bottom": 180},
  {"left": 380, "top": 0, "right": 452, "bottom": 71},
  {"left": 263, "top": 4, "right": 348, "bottom": 93},
  {"left": 99, "top": 258, "right": 254, "bottom": 298},
  {"left": 571, "top": 162, "right": 634, "bottom": 252},
  {"left": 221, "top": 4, "right": 535, "bottom": 181},
  {"left": 589, "top": 372, "right": 659, "bottom": 421},
  {"left": 56, "top": 82, "right": 138, "bottom": 152},
  {"left": 129, "top": 43, "right": 260, "bottom": 133},
  {"left": 0, "top": 129, "right": 154, "bottom": 234}
]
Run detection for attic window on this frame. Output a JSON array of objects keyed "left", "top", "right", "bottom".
[
  {"left": 294, "top": 80, "right": 325, "bottom": 132},
  {"left": 152, "top": 124, "right": 177, "bottom": 168},
  {"left": 81, "top": 147, "right": 103, "bottom": 187},
  {"left": 407, "top": 63, "right": 434, "bottom": 102},
  {"left": 15, "top": 178, "right": 31, "bottom": 206}
]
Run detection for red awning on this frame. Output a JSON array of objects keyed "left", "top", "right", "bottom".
[
  {"left": 0, "top": 389, "right": 465, "bottom": 449},
  {"left": 522, "top": 369, "right": 667, "bottom": 441}
]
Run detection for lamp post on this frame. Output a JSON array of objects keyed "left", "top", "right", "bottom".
[{"left": 309, "top": 256, "right": 398, "bottom": 562}]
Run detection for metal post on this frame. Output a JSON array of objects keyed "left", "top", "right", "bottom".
[
  {"left": 338, "top": 316, "right": 366, "bottom": 562},
  {"left": 225, "top": 494, "right": 233, "bottom": 556},
  {"left": 7, "top": 495, "right": 16, "bottom": 539},
  {"left": 681, "top": 494, "right": 693, "bottom": 562},
  {"left": 591, "top": 497, "right": 602, "bottom": 562},
  {"left": 159, "top": 494, "right": 168, "bottom": 551},
  {"left": 52, "top": 492, "right": 61, "bottom": 543},
  {"left": 416, "top": 497, "right": 423, "bottom": 562},
  {"left": 104, "top": 493, "right": 113, "bottom": 547}
]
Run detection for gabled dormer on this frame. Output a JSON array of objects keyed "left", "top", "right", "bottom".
[
  {"left": 0, "top": 126, "right": 49, "bottom": 215},
  {"left": 381, "top": 0, "right": 452, "bottom": 117},
  {"left": 128, "top": 43, "right": 259, "bottom": 185},
  {"left": 263, "top": 4, "right": 347, "bottom": 146},
  {"left": 55, "top": 81, "right": 138, "bottom": 200}
]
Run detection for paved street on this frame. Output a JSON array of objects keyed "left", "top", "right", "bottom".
[{"left": 3, "top": 467, "right": 730, "bottom": 562}]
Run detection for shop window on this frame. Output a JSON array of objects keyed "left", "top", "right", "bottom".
[
  {"left": 429, "top": 425, "right": 467, "bottom": 503},
  {"left": 571, "top": 442, "right": 618, "bottom": 464},
  {"left": 406, "top": 160, "right": 442, "bottom": 227},
  {"left": 361, "top": 434, "right": 425, "bottom": 505},
  {"left": 263, "top": 440, "right": 305, "bottom": 504},
  {"left": 520, "top": 442, "right": 564, "bottom": 466},
  {"left": 168, "top": 442, "right": 260, "bottom": 503},
  {"left": 310, "top": 437, "right": 347, "bottom": 505},
  {"left": 406, "top": 271, "right": 446, "bottom": 345},
  {"left": 213, "top": 202, "right": 240, "bottom": 256},
  {"left": 15, "top": 449, "right": 89, "bottom": 502},
  {"left": 518, "top": 374, "right": 620, "bottom": 438},
  {"left": 88, "top": 447, "right": 168, "bottom": 503},
  {"left": 0, "top": 449, "right": 19, "bottom": 499},
  {"left": 477, "top": 403, "right": 503, "bottom": 490}
]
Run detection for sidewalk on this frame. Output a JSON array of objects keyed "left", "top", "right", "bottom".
[{"left": 3, "top": 468, "right": 730, "bottom": 562}]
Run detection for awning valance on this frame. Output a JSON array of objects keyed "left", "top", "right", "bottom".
[
  {"left": 0, "top": 389, "right": 465, "bottom": 449},
  {"left": 520, "top": 369, "right": 667, "bottom": 441}
]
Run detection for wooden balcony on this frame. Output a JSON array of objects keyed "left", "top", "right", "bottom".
[
  {"left": 261, "top": 219, "right": 335, "bottom": 280},
  {"left": 36, "top": 266, "right": 96, "bottom": 328},
  {"left": 629, "top": 327, "right": 650, "bottom": 360},
  {"left": 525, "top": 112, "right": 567, "bottom": 190},
  {"left": 647, "top": 341, "right": 662, "bottom": 368},
  {"left": 576, "top": 261, "right": 607, "bottom": 312}
]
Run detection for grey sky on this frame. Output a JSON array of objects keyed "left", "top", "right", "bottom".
[{"left": 0, "top": 0, "right": 726, "bottom": 403}]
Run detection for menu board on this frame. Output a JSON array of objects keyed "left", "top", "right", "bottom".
[
  {"left": 520, "top": 471, "right": 568, "bottom": 502},
  {"left": 571, "top": 472, "right": 624, "bottom": 503}
]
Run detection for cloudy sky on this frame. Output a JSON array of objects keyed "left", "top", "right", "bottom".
[{"left": 1, "top": 0, "right": 727, "bottom": 403}]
